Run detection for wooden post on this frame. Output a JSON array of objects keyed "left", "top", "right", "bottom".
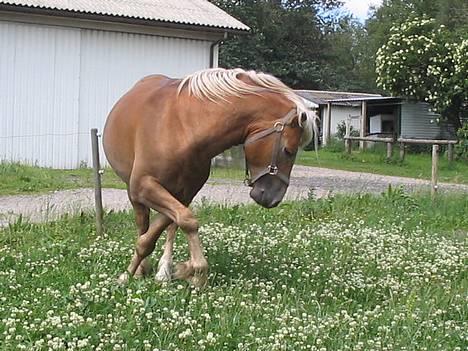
[
  {"left": 386, "top": 142, "right": 393, "bottom": 160},
  {"left": 359, "top": 101, "right": 367, "bottom": 150},
  {"left": 431, "top": 144, "right": 439, "bottom": 200},
  {"left": 325, "top": 102, "right": 332, "bottom": 146},
  {"left": 447, "top": 143, "right": 454, "bottom": 163},
  {"left": 345, "top": 139, "right": 352, "bottom": 154},
  {"left": 345, "top": 116, "right": 352, "bottom": 154},
  {"left": 345, "top": 116, "right": 351, "bottom": 138},
  {"left": 91, "top": 128, "right": 104, "bottom": 235},
  {"left": 399, "top": 142, "right": 405, "bottom": 162}
]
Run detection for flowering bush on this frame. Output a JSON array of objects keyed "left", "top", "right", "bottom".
[{"left": 376, "top": 17, "right": 467, "bottom": 128}]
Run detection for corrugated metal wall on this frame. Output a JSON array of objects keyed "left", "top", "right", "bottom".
[
  {"left": 0, "top": 20, "right": 211, "bottom": 168},
  {"left": 400, "top": 102, "right": 444, "bottom": 139},
  {"left": 0, "top": 21, "right": 81, "bottom": 168}
]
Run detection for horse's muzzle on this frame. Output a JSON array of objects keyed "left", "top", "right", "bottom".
[{"left": 249, "top": 175, "right": 288, "bottom": 208}]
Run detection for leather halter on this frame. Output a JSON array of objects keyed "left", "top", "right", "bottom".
[{"left": 243, "top": 109, "right": 298, "bottom": 187}]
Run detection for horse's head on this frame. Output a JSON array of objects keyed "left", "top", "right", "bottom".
[{"left": 244, "top": 108, "right": 315, "bottom": 208}]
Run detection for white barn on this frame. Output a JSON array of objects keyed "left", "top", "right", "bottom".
[{"left": 0, "top": 0, "right": 248, "bottom": 168}]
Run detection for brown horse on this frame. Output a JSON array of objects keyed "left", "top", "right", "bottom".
[{"left": 103, "top": 68, "right": 317, "bottom": 287}]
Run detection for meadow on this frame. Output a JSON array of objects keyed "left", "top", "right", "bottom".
[{"left": 0, "top": 191, "right": 467, "bottom": 350}]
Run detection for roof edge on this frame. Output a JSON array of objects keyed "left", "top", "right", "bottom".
[{"left": 0, "top": 3, "right": 250, "bottom": 34}]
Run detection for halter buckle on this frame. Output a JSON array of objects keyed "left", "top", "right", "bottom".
[
  {"left": 268, "top": 165, "right": 278, "bottom": 175},
  {"left": 273, "top": 122, "right": 285, "bottom": 132}
]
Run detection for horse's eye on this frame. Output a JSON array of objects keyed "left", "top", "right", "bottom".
[{"left": 283, "top": 147, "right": 296, "bottom": 158}]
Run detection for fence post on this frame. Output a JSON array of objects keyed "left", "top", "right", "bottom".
[
  {"left": 399, "top": 142, "right": 405, "bottom": 162},
  {"left": 386, "top": 142, "right": 393, "bottom": 160},
  {"left": 91, "top": 128, "right": 104, "bottom": 235},
  {"left": 345, "top": 117, "right": 352, "bottom": 154},
  {"left": 447, "top": 143, "right": 454, "bottom": 163},
  {"left": 431, "top": 144, "right": 439, "bottom": 200}
]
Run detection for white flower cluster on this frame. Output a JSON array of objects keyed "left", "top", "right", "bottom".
[
  {"left": 0, "top": 209, "right": 466, "bottom": 350},
  {"left": 376, "top": 17, "right": 466, "bottom": 116}
]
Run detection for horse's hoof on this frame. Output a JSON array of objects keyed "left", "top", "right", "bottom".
[
  {"left": 190, "top": 271, "right": 208, "bottom": 288},
  {"left": 135, "top": 259, "right": 152, "bottom": 277},
  {"left": 174, "top": 261, "right": 192, "bottom": 280},
  {"left": 117, "top": 272, "right": 129, "bottom": 285},
  {"left": 174, "top": 261, "right": 208, "bottom": 288},
  {"left": 155, "top": 260, "right": 173, "bottom": 282}
]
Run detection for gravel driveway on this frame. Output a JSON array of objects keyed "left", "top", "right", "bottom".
[{"left": 1, "top": 165, "right": 467, "bottom": 226}]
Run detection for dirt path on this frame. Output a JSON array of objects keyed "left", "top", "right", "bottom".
[{"left": 1, "top": 165, "right": 467, "bottom": 226}]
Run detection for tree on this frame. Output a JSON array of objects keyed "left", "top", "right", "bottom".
[
  {"left": 210, "top": 0, "right": 343, "bottom": 89},
  {"left": 375, "top": 17, "right": 467, "bottom": 129},
  {"left": 323, "top": 15, "right": 375, "bottom": 92}
]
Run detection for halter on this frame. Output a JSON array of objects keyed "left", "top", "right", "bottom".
[{"left": 243, "top": 109, "right": 298, "bottom": 187}]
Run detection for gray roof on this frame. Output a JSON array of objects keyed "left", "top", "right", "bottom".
[
  {"left": 0, "top": 0, "right": 250, "bottom": 32},
  {"left": 296, "top": 90, "right": 382, "bottom": 105},
  {"left": 328, "top": 96, "right": 402, "bottom": 105}
]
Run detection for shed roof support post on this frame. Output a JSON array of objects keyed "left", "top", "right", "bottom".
[
  {"left": 324, "top": 102, "right": 332, "bottom": 146},
  {"left": 359, "top": 100, "right": 367, "bottom": 150}
]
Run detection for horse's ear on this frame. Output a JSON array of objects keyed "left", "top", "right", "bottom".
[{"left": 300, "top": 112, "right": 307, "bottom": 125}]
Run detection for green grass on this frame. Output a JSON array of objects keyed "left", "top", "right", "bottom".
[
  {"left": 1, "top": 192, "right": 466, "bottom": 350},
  {"left": 1, "top": 144, "right": 467, "bottom": 196},
  {"left": 0, "top": 163, "right": 244, "bottom": 196},
  {"left": 298, "top": 146, "right": 468, "bottom": 184}
]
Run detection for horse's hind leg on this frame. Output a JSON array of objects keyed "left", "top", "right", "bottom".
[
  {"left": 155, "top": 223, "right": 178, "bottom": 282},
  {"left": 130, "top": 175, "right": 208, "bottom": 287}
]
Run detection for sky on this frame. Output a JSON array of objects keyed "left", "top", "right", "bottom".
[{"left": 342, "top": 0, "right": 383, "bottom": 21}]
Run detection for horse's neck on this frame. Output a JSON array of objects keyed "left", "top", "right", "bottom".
[
  {"left": 192, "top": 103, "right": 258, "bottom": 159},
  {"left": 206, "top": 112, "right": 251, "bottom": 158}
]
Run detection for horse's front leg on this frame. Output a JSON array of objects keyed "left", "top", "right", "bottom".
[
  {"left": 130, "top": 175, "right": 208, "bottom": 287},
  {"left": 155, "top": 223, "right": 178, "bottom": 282},
  {"left": 118, "top": 213, "right": 172, "bottom": 284}
]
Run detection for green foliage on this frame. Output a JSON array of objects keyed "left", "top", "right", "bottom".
[
  {"left": 321, "top": 137, "right": 345, "bottom": 153},
  {"left": 375, "top": 17, "right": 467, "bottom": 128},
  {"left": 455, "top": 122, "right": 468, "bottom": 160},
  {"left": 335, "top": 120, "right": 359, "bottom": 139},
  {"left": 210, "top": 0, "right": 371, "bottom": 91}
]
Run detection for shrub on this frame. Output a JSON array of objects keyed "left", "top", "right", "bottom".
[
  {"left": 455, "top": 123, "right": 468, "bottom": 160},
  {"left": 336, "top": 120, "right": 359, "bottom": 140}
]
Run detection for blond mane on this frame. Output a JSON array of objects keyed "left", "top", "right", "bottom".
[{"left": 177, "top": 68, "right": 318, "bottom": 147}]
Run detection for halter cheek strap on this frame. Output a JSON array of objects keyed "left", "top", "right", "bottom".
[{"left": 243, "top": 109, "right": 298, "bottom": 187}]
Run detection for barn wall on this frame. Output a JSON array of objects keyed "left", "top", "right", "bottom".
[
  {"left": 0, "top": 20, "right": 212, "bottom": 168},
  {"left": 77, "top": 29, "right": 211, "bottom": 167},
  {"left": 0, "top": 21, "right": 81, "bottom": 168}
]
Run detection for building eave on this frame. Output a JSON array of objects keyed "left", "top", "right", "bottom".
[{"left": 0, "top": 4, "right": 250, "bottom": 35}]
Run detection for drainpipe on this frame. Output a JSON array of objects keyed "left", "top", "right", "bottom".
[{"left": 210, "top": 32, "right": 228, "bottom": 68}]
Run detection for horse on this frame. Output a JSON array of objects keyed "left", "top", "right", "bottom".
[{"left": 103, "top": 68, "right": 318, "bottom": 287}]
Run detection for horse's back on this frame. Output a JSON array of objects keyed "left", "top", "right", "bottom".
[{"left": 103, "top": 74, "right": 175, "bottom": 184}]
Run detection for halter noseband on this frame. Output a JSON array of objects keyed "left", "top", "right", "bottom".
[{"left": 243, "top": 109, "right": 298, "bottom": 187}]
